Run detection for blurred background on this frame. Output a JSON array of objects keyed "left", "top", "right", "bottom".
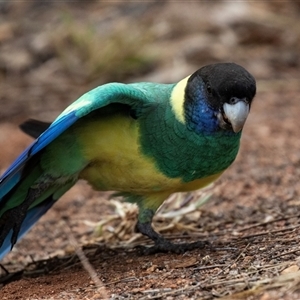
[
  {"left": 1, "top": 2, "right": 300, "bottom": 298},
  {"left": 0, "top": 1, "right": 299, "bottom": 122}
]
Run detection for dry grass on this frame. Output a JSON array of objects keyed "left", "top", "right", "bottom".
[{"left": 51, "top": 12, "right": 155, "bottom": 84}]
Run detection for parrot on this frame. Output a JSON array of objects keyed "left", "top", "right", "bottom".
[{"left": 0, "top": 62, "right": 256, "bottom": 259}]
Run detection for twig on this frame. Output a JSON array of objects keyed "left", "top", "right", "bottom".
[
  {"left": 193, "top": 264, "right": 227, "bottom": 271},
  {"left": 213, "top": 243, "right": 250, "bottom": 278},
  {"left": 238, "top": 214, "right": 300, "bottom": 232},
  {"left": 62, "top": 219, "right": 109, "bottom": 299},
  {"left": 138, "top": 283, "right": 201, "bottom": 300},
  {"left": 239, "top": 224, "right": 300, "bottom": 239},
  {"left": 272, "top": 248, "right": 300, "bottom": 260},
  {"left": 105, "top": 276, "right": 138, "bottom": 286},
  {"left": 0, "top": 264, "right": 9, "bottom": 275}
]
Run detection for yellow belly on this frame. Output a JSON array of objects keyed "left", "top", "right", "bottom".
[{"left": 76, "top": 113, "right": 222, "bottom": 195}]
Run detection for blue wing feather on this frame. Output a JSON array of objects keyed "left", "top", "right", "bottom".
[
  {"left": 0, "top": 82, "right": 156, "bottom": 259},
  {"left": 0, "top": 111, "right": 79, "bottom": 258},
  {"left": 0, "top": 82, "right": 147, "bottom": 194},
  {"left": 0, "top": 111, "right": 78, "bottom": 198}
]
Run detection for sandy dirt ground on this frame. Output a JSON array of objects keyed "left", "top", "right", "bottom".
[{"left": 0, "top": 2, "right": 300, "bottom": 299}]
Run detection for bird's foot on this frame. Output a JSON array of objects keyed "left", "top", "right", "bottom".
[
  {"left": 136, "top": 220, "right": 210, "bottom": 255},
  {"left": 141, "top": 238, "right": 210, "bottom": 255}
]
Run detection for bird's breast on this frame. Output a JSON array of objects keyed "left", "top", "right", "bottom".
[
  {"left": 74, "top": 112, "right": 231, "bottom": 195},
  {"left": 75, "top": 114, "right": 179, "bottom": 193}
]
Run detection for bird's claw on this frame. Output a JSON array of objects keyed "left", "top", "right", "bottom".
[{"left": 138, "top": 239, "right": 210, "bottom": 255}]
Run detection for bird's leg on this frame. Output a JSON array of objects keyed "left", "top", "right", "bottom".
[{"left": 136, "top": 208, "right": 209, "bottom": 254}]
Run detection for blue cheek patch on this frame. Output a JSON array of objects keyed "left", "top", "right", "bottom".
[{"left": 186, "top": 100, "right": 219, "bottom": 135}]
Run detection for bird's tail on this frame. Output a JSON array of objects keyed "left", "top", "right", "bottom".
[
  {"left": 0, "top": 196, "right": 56, "bottom": 260},
  {"left": 0, "top": 155, "right": 75, "bottom": 260}
]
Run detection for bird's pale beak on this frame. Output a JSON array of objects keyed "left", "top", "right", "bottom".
[{"left": 223, "top": 100, "right": 249, "bottom": 133}]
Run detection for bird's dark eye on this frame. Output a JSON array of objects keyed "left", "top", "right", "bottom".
[{"left": 206, "top": 84, "right": 212, "bottom": 95}]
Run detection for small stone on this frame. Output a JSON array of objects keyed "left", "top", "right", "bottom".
[{"left": 146, "top": 264, "right": 158, "bottom": 273}]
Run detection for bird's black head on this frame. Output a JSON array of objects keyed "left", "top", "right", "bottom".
[{"left": 184, "top": 63, "right": 256, "bottom": 134}]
